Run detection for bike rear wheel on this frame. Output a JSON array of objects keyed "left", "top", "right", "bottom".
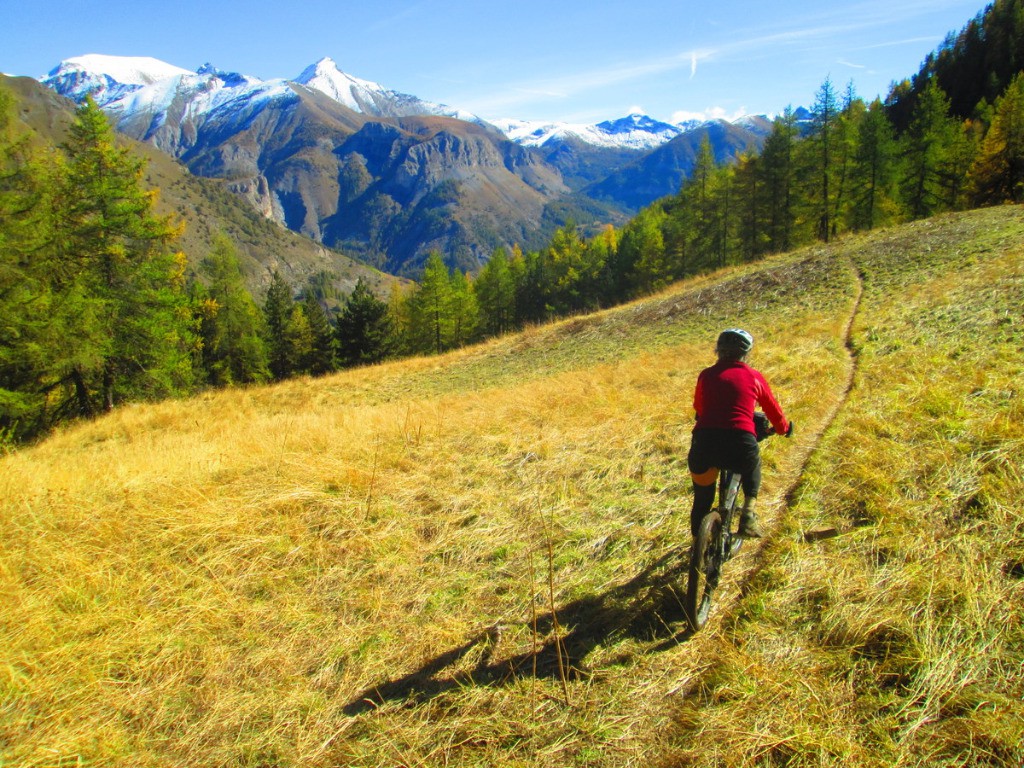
[{"left": 685, "top": 511, "right": 723, "bottom": 632}]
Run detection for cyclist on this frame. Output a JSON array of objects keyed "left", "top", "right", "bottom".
[{"left": 687, "top": 329, "right": 792, "bottom": 540}]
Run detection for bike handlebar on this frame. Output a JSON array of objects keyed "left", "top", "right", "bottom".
[{"left": 754, "top": 412, "right": 793, "bottom": 442}]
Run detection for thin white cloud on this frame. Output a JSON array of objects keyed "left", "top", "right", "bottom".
[
  {"left": 462, "top": 51, "right": 697, "bottom": 116},
  {"left": 459, "top": 1, "right": 960, "bottom": 120}
]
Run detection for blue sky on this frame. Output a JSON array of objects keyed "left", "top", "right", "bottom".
[{"left": 1, "top": 0, "right": 987, "bottom": 124}]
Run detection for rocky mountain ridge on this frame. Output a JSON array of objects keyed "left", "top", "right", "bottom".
[{"left": 39, "top": 55, "right": 773, "bottom": 275}]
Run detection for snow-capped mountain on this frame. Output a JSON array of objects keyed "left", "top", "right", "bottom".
[
  {"left": 492, "top": 112, "right": 699, "bottom": 151},
  {"left": 43, "top": 56, "right": 294, "bottom": 149},
  {"left": 42, "top": 54, "right": 195, "bottom": 107},
  {"left": 42, "top": 55, "right": 716, "bottom": 153},
  {"left": 294, "top": 57, "right": 483, "bottom": 124},
  {"left": 37, "top": 53, "right": 773, "bottom": 274},
  {"left": 43, "top": 55, "right": 487, "bottom": 141}
]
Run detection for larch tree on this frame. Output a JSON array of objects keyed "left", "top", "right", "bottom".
[
  {"left": 48, "top": 97, "right": 195, "bottom": 418},
  {"left": 475, "top": 247, "right": 517, "bottom": 336},
  {"left": 197, "top": 234, "right": 269, "bottom": 386},
  {"left": 971, "top": 71, "right": 1024, "bottom": 204},
  {"left": 0, "top": 87, "right": 50, "bottom": 440}
]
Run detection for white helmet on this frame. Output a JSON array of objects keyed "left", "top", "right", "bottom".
[{"left": 717, "top": 328, "right": 753, "bottom": 354}]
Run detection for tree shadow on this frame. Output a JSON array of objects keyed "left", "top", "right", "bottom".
[{"left": 343, "top": 549, "right": 695, "bottom": 715}]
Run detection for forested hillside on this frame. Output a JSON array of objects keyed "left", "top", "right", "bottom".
[
  {"left": 0, "top": 87, "right": 400, "bottom": 444},
  {"left": 4, "top": 0, "right": 1024, "bottom": 449}
]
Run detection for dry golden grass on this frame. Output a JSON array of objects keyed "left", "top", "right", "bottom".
[{"left": 1, "top": 206, "right": 1022, "bottom": 767}]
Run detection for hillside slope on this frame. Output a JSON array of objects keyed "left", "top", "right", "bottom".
[
  {"left": 1, "top": 206, "right": 1021, "bottom": 767},
  {"left": 1, "top": 74, "right": 398, "bottom": 298}
]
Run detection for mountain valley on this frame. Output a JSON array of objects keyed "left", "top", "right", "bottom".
[{"left": 37, "top": 55, "right": 772, "bottom": 275}]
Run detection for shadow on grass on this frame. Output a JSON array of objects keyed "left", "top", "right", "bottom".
[{"left": 343, "top": 550, "right": 695, "bottom": 715}]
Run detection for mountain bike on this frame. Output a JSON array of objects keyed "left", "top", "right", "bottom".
[{"left": 684, "top": 413, "right": 777, "bottom": 633}]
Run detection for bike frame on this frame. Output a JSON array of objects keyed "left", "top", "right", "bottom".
[
  {"left": 684, "top": 414, "right": 775, "bottom": 632},
  {"left": 717, "top": 469, "right": 744, "bottom": 560}
]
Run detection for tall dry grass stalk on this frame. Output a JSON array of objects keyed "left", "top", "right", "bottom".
[{"left": 1, "top": 207, "right": 1021, "bottom": 767}]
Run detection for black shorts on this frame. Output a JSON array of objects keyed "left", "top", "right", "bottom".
[{"left": 687, "top": 428, "right": 762, "bottom": 498}]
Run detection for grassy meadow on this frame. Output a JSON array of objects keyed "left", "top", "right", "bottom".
[{"left": 1, "top": 206, "right": 1022, "bottom": 767}]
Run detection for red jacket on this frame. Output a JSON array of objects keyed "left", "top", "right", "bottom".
[{"left": 693, "top": 360, "right": 789, "bottom": 436}]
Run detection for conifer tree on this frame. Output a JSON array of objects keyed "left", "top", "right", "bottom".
[
  {"left": 449, "top": 268, "right": 479, "bottom": 348},
  {"left": 970, "top": 72, "right": 1024, "bottom": 204},
  {"left": 588, "top": 225, "right": 619, "bottom": 305},
  {"left": 282, "top": 304, "right": 313, "bottom": 375},
  {"left": 515, "top": 248, "right": 548, "bottom": 324},
  {"left": 198, "top": 234, "right": 270, "bottom": 385},
  {"left": 829, "top": 83, "right": 864, "bottom": 238},
  {"left": 849, "top": 99, "right": 901, "bottom": 230},
  {"left": 336, "top": 277, "right": 396, "bottom": 366},
  {"left": 264, "top": 271, "right": 296, "bottom": 380},
  {"left": 808, "top": 77, "right": 839, "bottom": 242},
  {"left": 48, "top": 97, "right": 195, "bottom": 416},
  {"left": 901, "top": 81, "right": 962, "bottom": 218},
  {"left": 542, "top": 223, "right": 597, "bottom": 314},
  {"left": 674, "top": 137, "right": 736, "bottom": 271},
  {"left": 733, "top": 151, "right": 765, "bottom": 258},
  {"left": 758, "top": 111, "right": 799, "bottom": 253},
  {"left": 619, "top": 205, "right": 668, "bottom": 295},
  {"left": 301, "top": 293, "right": 337, "bottom": 375},
  {"left": 0, "top": 87, "right": 50, "bottom": 439},
  {"left": 475, "top": 247, "right": 517, "bottom": 336},
  {"left": 407, "top": 252, "right": 455, "bottom": 354}
]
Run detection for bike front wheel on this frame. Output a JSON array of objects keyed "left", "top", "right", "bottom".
[{"left": 685, "top": 511, "right": 723, "bottom": 632}]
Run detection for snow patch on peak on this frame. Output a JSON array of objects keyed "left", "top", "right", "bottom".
[
  {"left": 294, "top": 58, "right": 385, "bottom": 112},
  {"left": 294, "top": 57, "right": 484, "bottom": 124},
  {"left": 494, "top": 113, "right": 684, "bottom": 150},
  {"left": 49, "top": 54, "right": 192, "bottom": 85}
]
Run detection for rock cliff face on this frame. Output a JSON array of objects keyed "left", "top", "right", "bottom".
[
  {"left": 86, "top": 75, "right": 592, "bottom": 274},
  {"left": 39, "top": 56, "right": 771, "bottom": 276}
]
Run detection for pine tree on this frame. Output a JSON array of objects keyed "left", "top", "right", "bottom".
[
  {"left": 336, "top": 278, "right": 396, "bottom": 366},
  {"left": 264, "top": 271, "right": 296, "bottom": 380},
  {"left": 301, "top": 294, "right": 337, "bottom": 375}
]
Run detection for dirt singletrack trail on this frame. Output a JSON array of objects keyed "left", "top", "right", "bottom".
[{"left": 678, "top": 258, "right": 866, "bottom": 646}]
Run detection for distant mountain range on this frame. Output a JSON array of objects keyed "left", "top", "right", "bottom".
[{"left": 38, "top": 55, "right": 776, "bottom": 276}]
